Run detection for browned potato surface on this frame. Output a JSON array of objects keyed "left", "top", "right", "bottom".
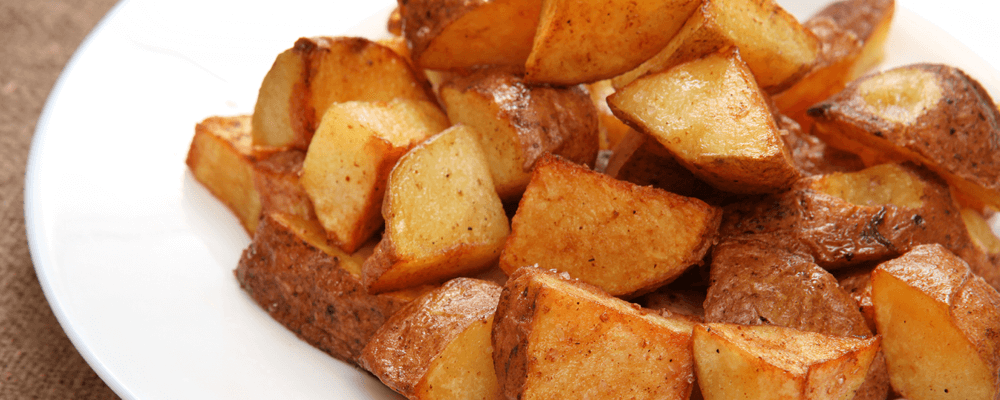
[
  {"left": 693, "top": 323, "right": 881, "bottom": 400},
  {"left": 500, "top": 155, "right": 722, "bottom": 297},
  {"left": 252, "top": 36, "right": 435, "bottom": 150},
  {"left": 301, "top": 99, "right": 449, "bottom": 253},
  {"left": 524, "top": 0, "right": 701, "bottom": 85},
  {"left": 399, "top": 0, "right": 541, "bottom": 70},
  {"left": 493, "top": 266, "right": 696, "bottom": 400},
  {"left": 610, "top": 47, "right": 801, "bottom": 194},
  {"left": 186, "top": 115, "right": 261, "bottom": 235},
  {"left": 612, "top": 0, "right": 819, "bottom": 93},
  {"left": 363, "top": 125, "right": 510, "bottom": 294},
  {"left": 809, "top": 63, "right": 1000, "bottom": 211},
  {"left": 439, "top": 69, "right": 599, "bottom": 200},
  {"left": 871, "top": 244, "right": 1000, "bottom": 400},
  {"left": 772, "top": 0, "right": 895, "bottom": 129},
  {"left": 586, "top": 80, "right": 633, "bottom": 151},
  {"left": 235, "top": 212, "right": 433, "bottom": 364},
  {"left": 359, "top": 278, "right": 502, "bottom": 400}
]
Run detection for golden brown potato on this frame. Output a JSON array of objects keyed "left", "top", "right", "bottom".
[
  {"left": 439, "top": 69, "right": 599, "bottom": 200},
  {"left": 359, "top": 278, "right": 502, "bottom": 400},
  {"left": 809, "top": 63, "right": 1000, "bottom": 211},
  {"left": 612, "top": 0, "right": 819, "bottom": 93},
  {"left": 362, "top": 125, "right": 510, "bottom": 294},
  {"left": 693, "top": 323, "right": 881, "bottom": 400},
  {"left": 721, "top": 163, "right": 992, "bottom": 277},
  {"left": 186, "top": 115, "right": 261, "bottom": 235},
  {"left": 524, "top": 0, "right": 701, "bottom": 85},
  {"left": 301, "top": 99, "right": 450, "bottom": 253},
  {"left": 779, "top": 113, "right": 866, "bottom": 176},
  {"left": 871, "top": 244, "right": 1000, "bottom": 400},
  {"left": 836, "top": 264, "right": 879, "bottom": 334},
  {"left": 609, "top": 47, "right": 801, "bottom": 194},
  {"left": 386, "top": 6, "right": 402, "bottom": 37},
  {"left": 500, "top": 155, "right": 722, "bottom": 297},
  {"left": 399, "top": 0, "right": 541, "bottom": 70},
  {"left": 235, "top": 212, "right": 434, "bottom": 364},
  {"left": 605, "top": 129, "right": 736, "bottom": 205},
  {"left": 252, "top": 149, "right": 315, "bottom": 223},
  {"left": 492, "top": 266, "right": 697, "bottom": 400},
  {"left": 772, "top": 0, "right": 895, "bottom": 129},
  {"left": 251, "top": 36, "right": 435, "bottom": 150}
]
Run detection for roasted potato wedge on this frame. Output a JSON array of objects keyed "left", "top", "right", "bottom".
[
  {"left": 252, "top": 149, "right": 315, "bottom": 223},
  {"left": 500, "top": 155, "right": 722, "bottom": 297},
  {"left": 251, "top": 36, "right": 435, "bottom": 149},
  {"left": 772, "top": 0, "right": 895, "bottom": 129},
  {"left": 693, "top": 323, "right": 881, "bottom": 400},
  {"left": 363, "top": 125, "right": 510, "bottom": 294},
  {"left": 185, "top": 115, "right": 260, "bottom": 235},
  {"left": 493, "top": 266, "right": 696, "bottom": 400},
  {"left": 809, "top": 63, "right": 1000, "bottom": 211},
  {"left": 439, "top": 69, "right": 599, "bottom": 200},
  {"left": 235, "top": 212, "right": 433, "bottom": 364},
  {"left": 609, "top": 47, "right": 801, "bottom": 194},
  {"left": 399, "top": 0, "right": 541, "bottom": 70},
  {"left": 301, "top": 99, "right": 450, "bottom": 253},
  {"left": 612, "top": 0, "right": 819, "bottom": 93},
  {"left": 871, "top": 244, "right": 1000, "bottom": 400},
  {"left": 524, "top": 0, "right": 700, "bottom": 85},
  {"left": 359, "top": 278, "right": 502, "bottom": 400}
]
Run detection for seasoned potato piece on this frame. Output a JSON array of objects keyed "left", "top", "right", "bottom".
[
  {"left": 871, "top": 244, "right": 1000, "bottom": 400},
  {"left": 363, "top": 125, "right": 510, "bottom": 294},
  {"left": 640, "top": 288, "right": 706, "bottom": 324},
  {"left": 500, "top": 155, "right": 722, "bottom": 297},
  {"left": 386, "top": 6, "right": 402, "bottom": 36},
  {"left": 493, "top": 266, "right": 696, "bottom": 400},
  {"left": 962, "top": 207, "right": 1000, "bottom": 259},
  {"left": 359, "top": 278, "right": 502, "bottom": 400},
  {"left": 252, "top": 149, "right": 315, "bottom": 222},
  {"left": 836, "top": 265, "right": 879, "bottom": 334},
  {"left": 301, "top": 99, "right": 450, "bottom": 253},
  {"left": 773, "top": 0, "right": 895, "bottom": 129},
  {"left": 439, "top": 69, "right": 599, "bottom": 200},
  {"left": 693, "top": 323, "right": 881, "bottom": 400},
  {"left": 252, "top": 37, "right": 435, "bottom": 149},
  {"left": 779, "top": 113, "right": 865, "bottom": 176},
  {"left": 400, "top": 0, "right": 541, "bottom": 70},
  {"left": 609, "top": 47, "right": 801, "bottom": 194},
  {"left": 612, "top": 0, "right": 819, "bottom": 93},
  {"left": 186, "top": 115, "right": 261, "bottom": 235},
  {"left": 809, "top": 64, "right": 1000, "bottom": 210},
  {"left": 524, "top": 0, "right": 701, "bottom": 85},
  {"left": 605, "top": 129, "right": 735, "bottom": 205},
  {"left": 235, "top": 212, "right": 433, "bottom": 364},
  {"left": 721, "top": 163, "right": 994, "bottom": 279}
]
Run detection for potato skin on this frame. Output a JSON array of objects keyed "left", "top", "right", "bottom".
[
  {"left": 809, "top": 63, "right": 1000, "bottom": 210},
  {"left": 236, "top": 213, "right": 427, "bottom": 364}
]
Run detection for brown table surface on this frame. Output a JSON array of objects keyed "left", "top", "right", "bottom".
[{"left": 2, "top": 0, "right": 121, "bottom": 398}]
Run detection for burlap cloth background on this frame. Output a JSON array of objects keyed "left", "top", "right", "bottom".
[{"left": 2, "top": 0, "right": 121, "bottom": 398}]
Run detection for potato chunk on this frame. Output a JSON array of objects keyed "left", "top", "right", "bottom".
[
  {"left": 252, "top": 149, "right": 315, "bottom": 223},
  {"left": 609, "top": 47, "right": 800, "bottom": 194},
  {"left": 301, "top": 99, "right": 450, "bottom": 253},
  {"left": 185, "top": 115, "right": 261, "bottom": 235},
  {"left": 439, "top": 69, "right": 599, "bottom": 200},
  {"left": 359, "top": 278, "right": 502, "bottom": 400},
  {"left": 612, "top": 0, "right": 819, "bottom": 93},
  {"left": 772, "top": 0, "right": 895, "bottom": 129},
  {"left": 809, "top": 63, "right": 1000, "bottom": 210},
  {"left": 693, "top": 323, "right": 880, "bottom": 400},
  {"left": 871, "top": 244, "right": 1000, "bottom": 400},
  {"left": 399, "top": 0, "right": 541, "bottom": 70},
  {"left": 493, "top": 266, "right": 696, "bottom": 400},
  {"left": 362, "top": 125, "right": 510, "bottom": 293},
  {"left": 235, "top": 212, "right": 433, "bottom": 364},
  {"left": 523, "top": 0, "right": 701, "bottom": 85},
  {"left": 500, "top": 155, "right": 722, "bottom": 297},
  {"left": 251, "top": 37, "right": 434, "bottom": 149}
]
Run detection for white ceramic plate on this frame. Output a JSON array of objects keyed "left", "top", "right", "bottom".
[{"left": 24, "top": 1, "right": 1000, "bottom": 399}]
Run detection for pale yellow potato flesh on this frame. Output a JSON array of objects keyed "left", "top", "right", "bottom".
[
  {"left": 185, "top": 115, "right": 260, "bottom": 235},
  {"left": 301, "top": 99, "right": 450, "bottom": 253},
  {"left": 362, "top": 125, "right": 510, "bottom": 293}
]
